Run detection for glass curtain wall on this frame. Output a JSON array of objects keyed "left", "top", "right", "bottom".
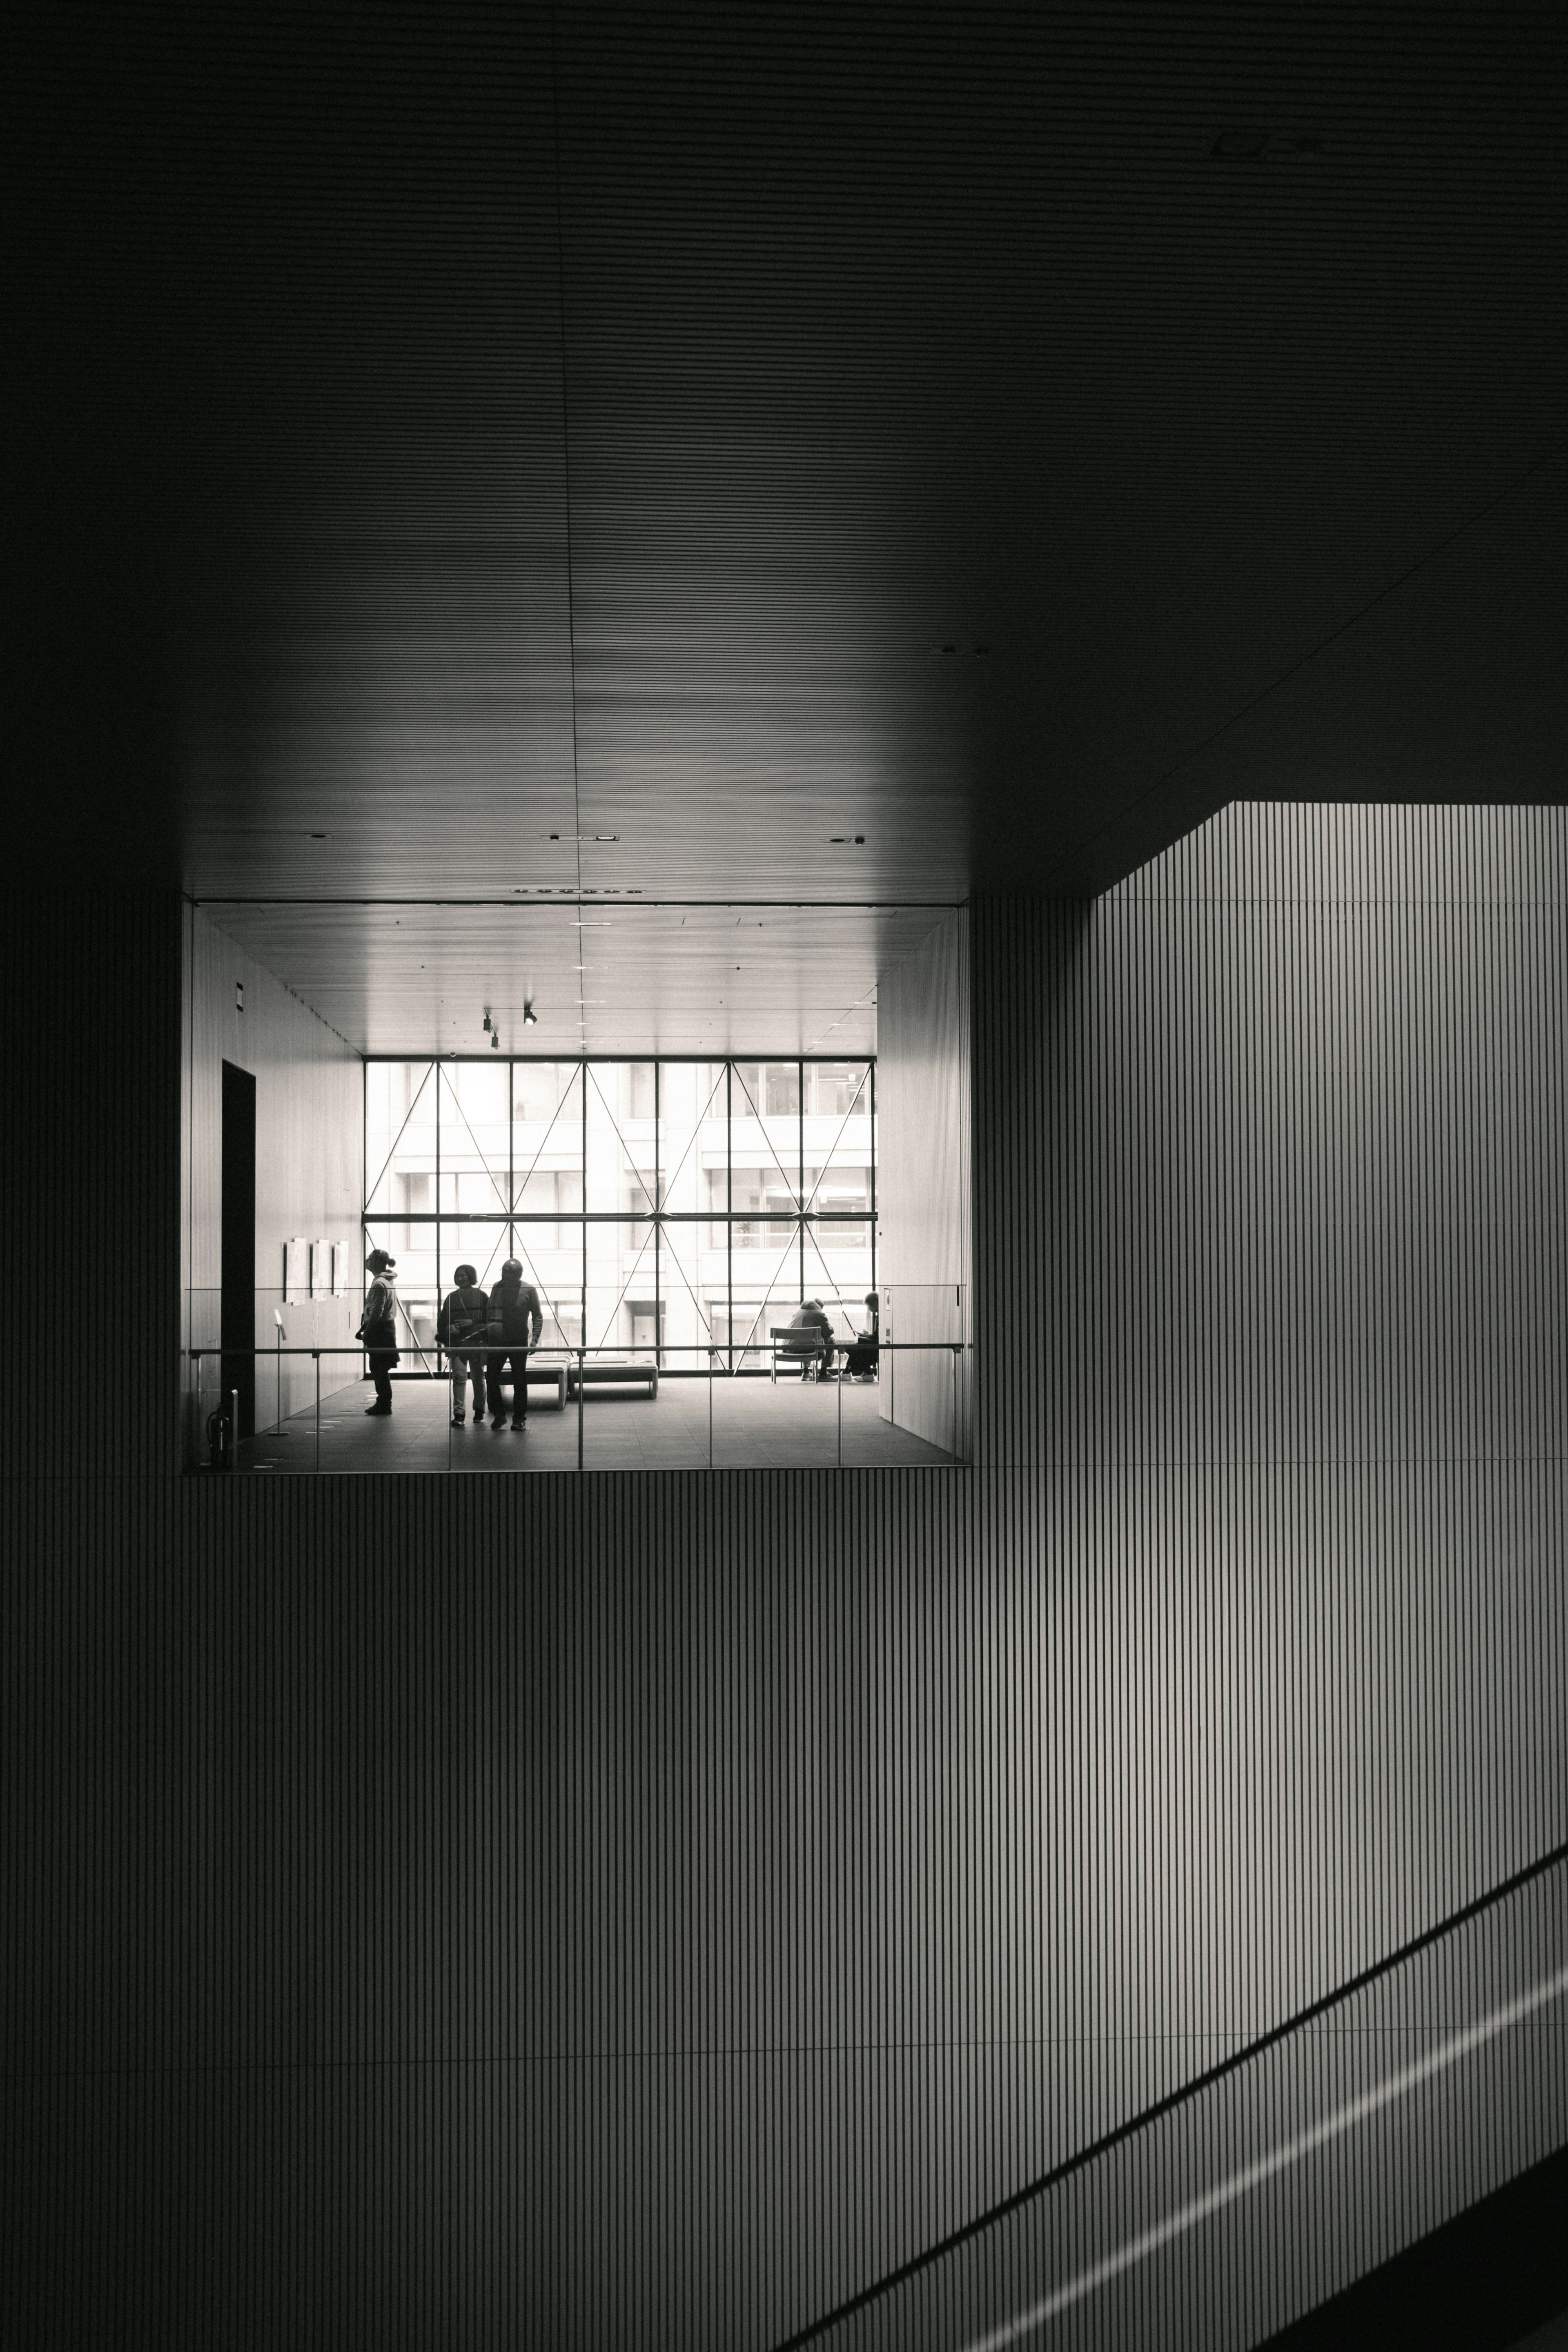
[{"left": 363, "top": 1060, "right": 875, "bottom": 1370}]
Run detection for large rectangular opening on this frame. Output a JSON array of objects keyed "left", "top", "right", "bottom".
[{"left": 182, "top": 904, "right": 973, "bottom": 1474}]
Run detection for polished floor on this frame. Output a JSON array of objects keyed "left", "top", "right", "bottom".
[{"left": 228, "top": 1369, "right": 957, "bottom": 1473}]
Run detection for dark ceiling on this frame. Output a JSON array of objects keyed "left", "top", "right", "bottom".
[{"left": 11, "top": 3, "right": 1566, "bottom": 1045}]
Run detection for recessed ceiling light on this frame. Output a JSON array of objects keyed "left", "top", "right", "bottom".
[{"left": 305, "top": 832, "right": 330, "bottom": 840}]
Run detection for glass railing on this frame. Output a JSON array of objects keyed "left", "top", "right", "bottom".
[{"left": 181, "top": 1293, "right": 969, "bottom": 1471}]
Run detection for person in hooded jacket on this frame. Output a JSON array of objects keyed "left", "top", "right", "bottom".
[
  {"left": 358, "top": 1249, "right": 400, "bottom": 1414},
  {"left": 438, "top": 1262, "right": 490, "bottom": 1425},
  {"left": 488, "top": 1258, "right": 543, "bottom": 1430},
  {"left": 782, "top": 1298, "right": 835, "bottom": 1380}
]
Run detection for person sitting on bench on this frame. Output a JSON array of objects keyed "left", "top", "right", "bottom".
[
  {"left": 487, "top": 1258, "right": 543, "bottom": 1430},
  {"left": 782, "top": 1299, "right": 835, "bottom": 1380}
]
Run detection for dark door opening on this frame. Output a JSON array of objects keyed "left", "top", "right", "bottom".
[{"left": 221, "top": 1060, "right": 256, "bottom": 1442}]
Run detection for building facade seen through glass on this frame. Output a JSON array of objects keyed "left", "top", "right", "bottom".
[{"left": 363, "top": 1060, "right": 875, "bottom": 1369}]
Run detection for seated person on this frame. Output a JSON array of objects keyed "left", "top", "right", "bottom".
[
  {"left": 843, "top": 1292, "right": 880, "bottom": 1380},
  {"left": 781, "top": 1298, "right": 835, "bottom": 1380}
]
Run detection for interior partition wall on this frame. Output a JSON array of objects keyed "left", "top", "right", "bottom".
[
  {"left": 8, "top": 845, "right": 1568, "bottom": 2350},
  {"left": 363, "top": 1058, "right": 876, "bottom": 1371}
]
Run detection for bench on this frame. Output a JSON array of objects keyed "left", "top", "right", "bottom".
[
  {"left": 567, "top": 1357, "right": 659, "bottom": 1400},
  {"left": 481, "top": 1358, "right": 568, "bottom": 1411},
  {"left": 524, "top": 1360, "right": 568, "bottom": 1410}
]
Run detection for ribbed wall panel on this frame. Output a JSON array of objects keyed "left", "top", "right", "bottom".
[
  {"left": 0, "top": 890, "right": 183, "bottom": 1479},
  {"left": 973, "top": 805, "right": 1568, "bottom": 1470},
  {"left": 4, "top": 836, "right": 1566, "bottom": 2347}
]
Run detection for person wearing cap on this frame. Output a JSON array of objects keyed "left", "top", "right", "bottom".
[
  {"left": 358, "top": 1249, "right": 400, "bottom": 1414},
  {"left": 487, "top": 1258, "right": 543, "bottom": 1430},
  {"left": 438, "top": 1263, "right": 491, "bottom": 1425}
]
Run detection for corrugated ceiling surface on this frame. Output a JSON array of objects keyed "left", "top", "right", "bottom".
[{"left": 11, "top": 4, "right": 1568, "bottom": 921}]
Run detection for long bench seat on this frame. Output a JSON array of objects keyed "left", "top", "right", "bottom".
[
  {"left": 482, "top": 1359, "right": 568, "bottom": 1411},
  {"left": 566, "top": 1358, "right": 659, "bottom": 1400}
]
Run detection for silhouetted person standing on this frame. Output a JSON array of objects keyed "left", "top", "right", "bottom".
[
  {"left": 439, "top": 1262, "right": 490, "bottom": 1424},
  {"left": 359, "top": 1249, "right": 399, "bottom": 1414},
  {"left": 488, "top": 1258, "right": 543, "bottom": 1430}
]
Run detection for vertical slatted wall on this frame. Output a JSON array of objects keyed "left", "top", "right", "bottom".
[
  {"left": 4, "top": 822, "right": 1566, "bottom": 2350},
  {"left": 972, "top": 804, "right": 1568, "bottom": 1473}
]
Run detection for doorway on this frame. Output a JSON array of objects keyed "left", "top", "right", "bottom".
[{"left": 221, "top": 1060, "right": 256, "bottom": 1441}]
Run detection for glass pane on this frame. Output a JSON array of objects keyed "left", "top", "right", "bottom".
[
  {"left": 437, "top": 1061, "right": 509, "bottom": 1214},
  {"left": 804, "top": 1059, "right": 869, "bottom": 1117},
  {"left": 764, "top": 1062, "right": 800, "bottom": 1117},
  {"left": 803, "top": 1058, "right": 872, "bottom": 1213},
  {"left": 512, "top": 1063, "right": 584, "bottom": 1215},
  {"left": 731, "top": 1170, "right": 802, "bottom": 1253},
  {"left": 711, "top": 1362, "right": 840, "bottom": 1468},
  {"left": 365, "top": 1061, "right": 436, "bottom": 1218},
  {"left": 658, "top": 1062, "right": 728, "bottom": 1219},
  {"left": 706, "top": 1166, "right": 731, "bottom": 1244},
  {"left": 512, "top": 1166, "right": 582, "bottom": 1245},
  {"left": 584, "top": 1063, "right": 654, "bottom": 1216},
  {"left": 435, "top": 1220, "right": 511, "bottom": 1300},
  {"left": 727, "top": 1236, "right": 804, "bottom": 1373},
  {"left": 660, "top": 1215, "right": 722, "bottom": 1375},
  {"left": 584, "top": 1218, "right": 657, "bottom": 1356},
  {"left": 803, "top": 1219, "right": 876, "bottom": 1345},
  {"left": 731, "top": 1060, "right": 800, "bottom": 1205}
]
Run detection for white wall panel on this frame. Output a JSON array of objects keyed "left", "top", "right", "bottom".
[
  {"left": 181, "top": 904, "right": 363, "bottom": 1444},
  {"left": 876, "top": 909, "right": 972, "bottom": 1452}
]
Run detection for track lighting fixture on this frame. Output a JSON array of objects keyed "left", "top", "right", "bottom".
[{"left": 523, "top": 1000, "right": 537, "bottom": 1028}]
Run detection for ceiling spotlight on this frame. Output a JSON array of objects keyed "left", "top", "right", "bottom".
[
  {"left": 482, "top": 1008, "right": 492, "bottom": 1031},
  {"left": 523, "top": 1001, "right": 538, "bottom": 1028},
  {"left": 490, "top": 1028, "right": 499, "bottom": 1050}
]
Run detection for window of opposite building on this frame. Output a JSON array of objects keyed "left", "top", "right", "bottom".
[{"left": 363, "top": 1058, "right": 876, "bottom": 1373}]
